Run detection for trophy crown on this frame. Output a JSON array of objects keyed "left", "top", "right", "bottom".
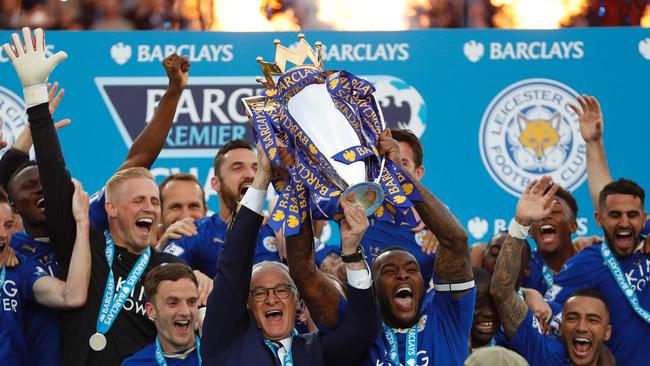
[{"left": 256, "top": 34, "right": 324, "bottom": 88}]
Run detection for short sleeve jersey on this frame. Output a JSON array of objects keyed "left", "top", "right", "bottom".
[
  {"left": 0, "top": 253, "right": 48, "bottom": 365},
  {"left": 164, "top": 213, "right": 280, "bottom": 278},
  {"left": 364, "top": 288, "right": 476, "bottom": 366},
  {"left": 544, "top": 244, "right": 650, "bottom": 365}
]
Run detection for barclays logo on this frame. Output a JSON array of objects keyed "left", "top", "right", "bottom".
[
  {"left": 463, "top": 40, "right": 484, "bottom": 63},
  {"left": 319, "top": 43, "right": 410, "bottom": 62},
  {"left": 479, "top": 78, "right": 587, "bottom": 196},
  {"left": 639, "top": 38, "right": 650, "bottom": 60},
  {"left": 111, "top": 42, "right": 132, "bottom": 65},
  {"left": 467, "top": 217, "right": 489, "bottom": 240},
  {"left": 463, "top": 40, "right": 584, "bottom": 62}
]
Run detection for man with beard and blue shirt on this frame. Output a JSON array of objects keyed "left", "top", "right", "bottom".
[
  {"left": 491, "top": 176, "right": 615, "bottom": 366},
  {"left": 544, "top": 178, "right": 649, "bottom": 365},
  {"left": 1, "top": 179, "right": 93, "bottom": 365},
  {"left": 0, "top": 29, "right": 190, "bottom": 365},
  {"left": 163, "top": 139, "right": 281, "bottom": 278}
]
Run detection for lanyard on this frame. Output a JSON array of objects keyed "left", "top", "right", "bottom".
[
  {"left": 264, "top": 330, "right": 297, "bottom": 366},
  {"left": 541, "top": 260, "right": 555, "bottom": 289},
  {"left": 601, "top": 244, "right": 650, "bottom": 323},
  {"left": 155, "top": 335, "right": 202, "bottom": 366},
  {"left": 383, "top": 323, "right": 418, "bottom": 366},
  {"left": 0, "top": 263, "right": 5, "bottom": 290},
  {"left": 96, "top": 231, "right": 151, "bottom": 335}
]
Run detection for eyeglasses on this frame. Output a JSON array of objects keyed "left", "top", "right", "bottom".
[{"left": 249, "top": 284, "right": 296, "bottom": 302}]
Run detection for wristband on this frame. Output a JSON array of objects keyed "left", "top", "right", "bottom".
[
  {"left": 341, "top": 245, "right": 365, "bottom": 263},
  {"left": 23, "top": 84, "right": 48, "bottom": 108},
  {"left": 508, "top": 218, "right": 530, "bottom": 239}
]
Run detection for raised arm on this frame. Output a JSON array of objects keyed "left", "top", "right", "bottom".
[
  {"left": 285, "top": 209, "right": 342, "bottom": 327},
  {"left": 201, "top": 143, "right": 269, "bottom": 355},
  {"left": 569, "top": 95, "right": 610, "bottom": 211},
  {"left": 0, "top": 83, "right": 68, "bottom": 191},
  {"left": 3, "top": 28, "right": 78, "bottom": 277},
  {"left": 378, "top": 129, "right": 471, "bottom": 293},
  {"left": 117, "top": 54, "right": 189, "bottom": 171},
  {"left": 491, "top": 176, "right": 559, "bottom": 339},
  {"left": 321, "top": 200, "right": 380, "bottom": 365},
  {"left": 32, "top": 179, "right": 90, "bottom": 308}
]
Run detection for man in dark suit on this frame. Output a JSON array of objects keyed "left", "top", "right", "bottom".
[{"left": 201, "top": 143, "right": 380, "bottom": 366}]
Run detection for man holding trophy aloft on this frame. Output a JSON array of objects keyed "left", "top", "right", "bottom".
[{"left": 242, "top": 34, "right": 475, "bottom": 366}]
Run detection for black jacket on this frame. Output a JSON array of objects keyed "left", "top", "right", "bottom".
[{"left": 201, "top": 205, "right": 380, "bottom": 365}]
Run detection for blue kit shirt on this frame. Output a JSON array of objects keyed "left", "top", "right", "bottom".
[
  {"left": 364, "top": 287, "right": 475, "bottom": 366},
  {"left": 544, "top": 244, "right": 650, "bottom": 365},
  {"left": 121, "top": 341, "right": 200, "bottom": 366},
  {"left": 0, "top": 253, "right": 47, "bottom": 366},
  {"left": 164, "top": 213, "right": 280, "bottom": 278}
]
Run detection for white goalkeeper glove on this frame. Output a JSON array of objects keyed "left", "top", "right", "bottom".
[{"left": 2, "top": 27, "right": 67, "bottom": 108}]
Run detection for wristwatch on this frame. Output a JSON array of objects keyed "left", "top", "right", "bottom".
[{"left": 341, "top": 245, "right": 365, "bottom": 263}]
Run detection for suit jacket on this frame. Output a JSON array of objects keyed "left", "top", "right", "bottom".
[{"left": 201, "top": 206, "right": 380, "bottom": 365}]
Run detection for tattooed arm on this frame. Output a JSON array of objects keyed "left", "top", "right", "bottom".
[
  {"left": 490, "top": 176, "right": 559, "bottom": 339},
  {"left": 378, "top": 130, "right": 471, "bottom": 297},
  {"left": 285, "top": 212, "right": 342, "bottom": 327}
]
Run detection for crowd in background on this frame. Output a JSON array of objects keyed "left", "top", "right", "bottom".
[{"left": 0, "top": 0, "right": 648, "bottom": 31}]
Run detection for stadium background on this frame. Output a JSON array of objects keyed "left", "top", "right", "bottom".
[{"left": 0, "top": 25, "right": 649, "bottom": 247}]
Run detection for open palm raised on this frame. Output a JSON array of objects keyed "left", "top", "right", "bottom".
[
  {"left": 515, "top": 176, "right": 559, "bottom": 226},
  {"left": 569, "top": 95, "right": 603, "bottom": 143}
]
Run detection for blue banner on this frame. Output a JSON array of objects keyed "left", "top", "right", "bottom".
[{"left": 1, "top": 28, "right": 649, "bottom": 245}]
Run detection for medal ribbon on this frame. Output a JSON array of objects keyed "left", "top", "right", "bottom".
[
  {"left": 0, "top": 263, "right": 5, "bottom": 290},
  {"left": 601, "top": 244, "right": 650, "bottom": 323},
  {"left": 383, "top": 323, "right": 418, "bottom": 366},
  {"left": 541, "top": 260, "right": 554, "bottom": 289},
  {"left": 96, "top": 231, "right": 151, "bottom": 336},
  {"left": 154, "top": 335, "right": 202, "bottom": 366}
]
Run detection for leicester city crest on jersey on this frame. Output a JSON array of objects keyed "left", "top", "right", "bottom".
[
  {"left": 0, "top": 86, "right": 28, "bottom": 148},
  {"left": 479, "top": 78, "right": 586, "bottom": 196}
]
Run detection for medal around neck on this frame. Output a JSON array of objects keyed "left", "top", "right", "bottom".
[
  {"left": 89, "top": 332, "right": 107, "bottom": 351},
  {"left": 242, "top": 35, "right": 421, "bottom": 235}
]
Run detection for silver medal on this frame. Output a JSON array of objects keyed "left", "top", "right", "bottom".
[{"left": 89, "top": 332, "right": 107, "bottom": 351}]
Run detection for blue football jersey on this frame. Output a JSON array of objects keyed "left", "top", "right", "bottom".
[
  {"left": 509, "top": 310, "right": 570, "bottom": 366},
  {"left": 364, "top": 287, "right": 475, "bottom": 366},
  {"left": 523, "top": 251, "right": 552, "bottom": 295},
  {"left": 10, "top": 233, "right": 60, "bottom": 366},
  {"left": 544, "top": 244, "right": 650, "bottom": 365},
  {"left": 121, "top": 341, "right": 200, "bottom": 365},
  {"left": 164, "top": 213, "right": 281, "bottom": 278},
  {"left": 0, "top": 253, "right": 48, "bottom": 366}
]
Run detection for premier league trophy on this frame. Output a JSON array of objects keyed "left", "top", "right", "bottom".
[{"left": 242, "top": 34, "right": 420, "bottom": 235}]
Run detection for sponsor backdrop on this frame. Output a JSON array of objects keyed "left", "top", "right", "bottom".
[{"left": 1, "top": 28, "right": 649, "bottom": 247}]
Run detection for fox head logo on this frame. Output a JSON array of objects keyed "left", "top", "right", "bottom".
[{"left": 517, "top": 113, "right": 561, "bottom": 159}]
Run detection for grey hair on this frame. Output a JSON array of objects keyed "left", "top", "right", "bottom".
[{"left": 251, "top": 261, "right": 297, "bottom": 289}]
